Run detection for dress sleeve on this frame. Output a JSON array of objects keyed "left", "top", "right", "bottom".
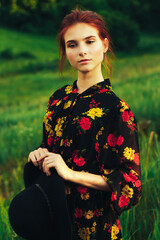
[
  {"left": 99, "top": 100, "right": 142, "bottom": 216},
  {"left": 38, "top": 94, "right": 54, "bottom": 149}
]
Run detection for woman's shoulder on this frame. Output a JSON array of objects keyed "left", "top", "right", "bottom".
[
  {"left": 100, "top": 89, "right": 130, "bottom": 111},
  {"left": 103, "top": 90, "right": 136, "bottom": 123},
  {"left": 111, "top": 91, "right": 130, "bottom": 111},
  {"left": 48, "top": 83, "right": 73, "bottom": 103}
]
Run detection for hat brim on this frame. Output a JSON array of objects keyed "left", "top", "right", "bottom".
[{"left": 9, "top": 162, "right": 72, "bottom": 240}]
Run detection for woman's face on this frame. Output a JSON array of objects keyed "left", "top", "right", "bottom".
[{"left": 64, "top": 23, "right": 108, "bottom": 73}]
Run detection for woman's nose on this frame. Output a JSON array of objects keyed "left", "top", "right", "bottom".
[
  {"left": 78, "top": 45, "right": 87, "bottom": 56},
  {"left": 79, "top": 51, "right": 87, "bottom": 56}
]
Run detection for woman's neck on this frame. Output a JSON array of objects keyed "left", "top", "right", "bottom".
[{"left": 77, "top": 69, "right": 104, "bottom": 94}]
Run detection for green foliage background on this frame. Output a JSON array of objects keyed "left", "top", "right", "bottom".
[
  {"left": 0, "top": 1, "right": 160, "bottom": 239},
  {"left": 0, "top": 0, "right": 160, "bottom": 51}
]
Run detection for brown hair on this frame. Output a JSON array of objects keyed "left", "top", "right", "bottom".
[{"left": 58, "top": 8, "right": 115, "bottom": 77}]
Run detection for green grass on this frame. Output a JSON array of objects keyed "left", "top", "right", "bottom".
[{"left": 0, "top": 28, "right": 160, "bottom": 239}]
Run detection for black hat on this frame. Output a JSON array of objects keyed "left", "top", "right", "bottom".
[{"left": 9, "top": 162, "right": 72, "bottom": 240}]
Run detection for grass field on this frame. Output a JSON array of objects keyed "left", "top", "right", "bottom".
[{"left": 0, "top": 28, "right": 160, "bottom": 239}]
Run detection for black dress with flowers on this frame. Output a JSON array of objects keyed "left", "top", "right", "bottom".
[{"left": 40, "top": 78, "right": 141, "bottom": 240}]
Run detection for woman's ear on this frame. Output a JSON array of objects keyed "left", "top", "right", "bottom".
[{"left": 103, "top": 38, "right": 109, "bottom": 53}]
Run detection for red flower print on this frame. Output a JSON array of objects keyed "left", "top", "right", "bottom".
[
  {"left": 122, "top": 111, "right": 130, "bottom": 122},
  {"left": 99, "top": 164, "right": 104, "bottom": 173},
  {"left": 116, "top": 136, "right": 124, "bottom": 146},
  {"left": 94, "top": 209, "right": 99, "bottom": 217},
  {"left": 129, "top": 172, "right": 138, "bottom": 182},
  {"left": 111, "top": 192, "right": 117, "bottom": 201},
  {"left": 135, "top": 180, "right": 141, "bottom": 187},
  {"left": 127, "top": 124, "right": 135, "bottom": 131},
  {"left": 75, "top": 208, "right": 83, "bottom": 218},
  {"left": 120, "top": 100, "right": 129, "bottom": 108},
  {"left": 95, "top": 142, "right": 99, "bottom": 153},
  {"left": 72, "top": 88, "right": 77, "bottom": 93},
  {"left": 107, "top": 134, "right": 117, "bottom": 147},
  {"left": 47, "top": 110, "right": 54, "bottom": 118},
  {"left": 99, "top": 89, "right": 108, "bottom": 93},
  {"left": 116, "top": 219, "right": 121, "bottom": 230},
  {"left": 63, "top": 96, "right": 68, "bottom": 100},
  {"left": 51, "top": 99, "right": 59, "bottom": 106},
  {"left": 129, "top": 111, "right": 134, "bottom": 118},
  {"left": 119, "top": 195, "right": 130, "bottom": 208},
  {"left": 47, "top": 136, "right": 53, "bottom": 146},
  {"left": 73, "top": 156, "right": 85, "bottom": 167},
  {"left": 134, "top": 153, "right": 140, "bottom": 165},
  {"left": 76, "top": 186, "right": 87, "bottom": 194},
  {"left": 79, "top": 117, "right": 91, "bottom": 130},
  {"left": 122, "top": 172, "right": 132, "bottom": 182}
]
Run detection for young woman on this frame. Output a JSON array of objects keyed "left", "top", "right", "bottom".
[{"left": 12, "top": 8, "right": 142, "bottom": 240}]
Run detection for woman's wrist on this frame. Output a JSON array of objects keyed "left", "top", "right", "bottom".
[
  {"left": 65, "top": 168, "right": 110, "bottom": 191},
  {"left": 65, "top": 168, "right": 75, "bottom": 182}
]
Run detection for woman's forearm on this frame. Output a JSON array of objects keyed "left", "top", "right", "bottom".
[{"left": 67, "top": 169, "right": 111, "bottom": 191}]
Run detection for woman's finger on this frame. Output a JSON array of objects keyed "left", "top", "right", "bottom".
[
  {"left": 37, "top": 152, "right": 52, "bottom": 162},
  {"left": 28, "top": 152, "right": 38, "bottom": 167},
  {"left": 35, "top": 149, "right": 44, "bottom": 169},
  {"left": 42, "top": 157, "right": 55, "bottom": 175}
]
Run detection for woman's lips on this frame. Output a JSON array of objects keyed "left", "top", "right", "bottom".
[{"left": 78, "top": 59, "right": 91, "bottom": 64}]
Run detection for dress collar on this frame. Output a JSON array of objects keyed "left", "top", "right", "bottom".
[{"left": 72, "top": 78, "right": 112, "bottom": 96}]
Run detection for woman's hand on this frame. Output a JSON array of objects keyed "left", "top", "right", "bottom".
[
  {"left": 28, "top": 148, "right": 49, "bottom": 169},
  {"left": 37, "top": 152, "right": 72, "bottom": 180}
]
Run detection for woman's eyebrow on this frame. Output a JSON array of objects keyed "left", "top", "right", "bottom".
[{"left": 66, "top": 35, "right": 96, "bottom": 44}]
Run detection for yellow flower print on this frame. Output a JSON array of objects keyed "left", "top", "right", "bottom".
[
  {"left": 123, "top": 147, "right": 135, "bottom": 161},
  {"left": 99, "top": 208, "right": 104, "bottom": 216},
  {"left": 78, "top": 227, "right": 91, "bottom": 240},
  {"left": 60, "top": 139, "right": 72, "bottom": 147},
  {"left": 72, "top": 99, "right": 77, "bottom": 107},
  {"left": 122, "top": 185, "right": 133, "bottom": 198},
  {"left": 120, "top": 100, "right": 129, "bottom": 112},
  {"left": 56, "top": 129, "right": 62, "bottom": 137},
  {"left": 102, "top": 175, "right": 108, "bottom": 182},
  {"left": 111, "top": 224, "right": 119, "bottom": 240},
  {"left": 103, "top": 223, "right": 107, "bottom": 230},
  {"left": 43, "top": 111, "right": 52, "bottom": 132},
  {"left": 81, "top": 192, "right": 90, "bottom": 200},
  {"left": 104, "top": 169, "right": 114, "bottom": 175},
  {"left": 65, "top": 185, "right": 71, "bottom": 195},
  {"left": 65, "top": 85, "right": 72, "bottom": 94},
  {"left": 84, "top": 210, "right": 94, "bottom": 219},
  {"left": 67, "top": 140, "right": 73, "bottom": 146},
  {"left": 63, "top": 100, "right": 72, "bottom": 109},
  {"left": 93, "top": 222, "right": 97, "bottom": 227},
  {"left": 60, "top": 139, "right": 63, "bottom": 146},
  {"left": 91, "top": 226, "right": 95, "bottom": 232},
  {"left": 130, "top": 169, "right": 139, "bottom": 177},
  {"left": 56, "top": 100, "right": 62, "bottom": 106},
  {"left": 127, "top": 120, "right": 133, "bottom": 125},
  {"left": 55, "top": 118, "right": 65, "bottom": 130},
  {"left": 55, "top": 117, "right": 66, "bottom": 137},
  {"left": 85, "top": 108, "right": 104, "bottom": 119},
  {"left": 83, "top": 94, "right": 92, "bottom": 98},
  {"left": 44, "top": 121, "right": 52, "bottom": 132},
  {"left": 103, "top": 142, "right": 108, "bottom": 149},
  {"left": 48, "top": 129, "right": 54, "bottom": 137},
  {"left": 96, "top": 126, "right": 104, "bottom": 140},
  {"left": 44, "top": 111, "right": 52, "bottom": 121}
]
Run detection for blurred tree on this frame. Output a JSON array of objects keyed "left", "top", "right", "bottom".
[
  {"left": 0, "top": 0, "right": 159, "bottom": 51},
  {"left": 99, "top": 10, "right": 140, "bottom": 51},
  {"left": 130, "top": 0, "right": 160, "bottom": 32}
]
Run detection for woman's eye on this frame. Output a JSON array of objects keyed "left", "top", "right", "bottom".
[
  {"left": 68, "top": 44, "right": 76, "bottom": 48},
  {"left": 87, "top": 40, "right": 94, "bottom": 44}
]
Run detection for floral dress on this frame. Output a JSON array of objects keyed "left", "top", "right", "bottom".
[{"left": 40, "top": 78, "right": 141, "bottom": 240}]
